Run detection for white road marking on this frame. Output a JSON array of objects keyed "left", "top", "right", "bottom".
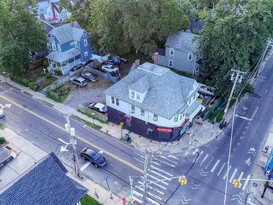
[
  {"left": 150, "top": 170, "right": 171, "bottom": 181},
  {"left": 151, "top": 161, "right": 161, "bottom": 166},
  {"left": 243, "top": 175, "right": 251, "bottom": 190},
  {"left": 238, "top": 172, "right": 244, "bottom": 181},
  {"left": 195, "top": 150, "right": 203, "bottom": 163},
  {"left": 205, "top": 156, "right": 214, "bottom": 169},
  {"left": 151, "top": 165, "right": 173, "bottom": 177},
  {"left": 169, "top": 155, "right": 179, "bottom": 160},
  {"left": 229, "top": 168, "right": 238, "bottom": 183},
  {"left": 217, "top": 163, "right": 226, "bottom": 176},
  {"left": 200, "top": 154, "right": 209, "bottom": 166},
  {"left": 138, "top": 181, "right": 167, "bottom": 190},
  {"left": 133, "top": 191, "right": 161, "bottom": 205},
  {"left": 211, "top": 159, "right": 220, "bottom": 173},
  {"left": 147, "top": 174, "right": 169, "bottom": 185},
  {"left": 152, "top": 156, "right": 176, "bottom": 167},
  {"left": 223, "top": 165, "right": 232, "bottom": 180},
  {"left": 80, "top": 162, "right": 91, "bottom": 171}
]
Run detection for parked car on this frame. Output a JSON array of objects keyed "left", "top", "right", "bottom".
[
  {"left": 0, "top": 110, "right": 5, "bottom": 118},
  {"left": 101, "top": 64, "right": 119, "bottom": 73},
  {"left": 80, "top": 147, "right": 106, "bottom": 167},
  {"left": 69, "top": 64, "right": 82, "bottom": 76},
  {"left": 81, "top": 71, "right": 98, "bottom": 83},
  {"left": 70, "top": 77, "right": 87, "bottom": 87},
  {"left": 87, "top": 102, "right": 107, "bottom": 114}
]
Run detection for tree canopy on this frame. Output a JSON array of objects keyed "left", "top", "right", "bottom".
[
  {"left": 0, "top": 0, "right": 46, "bottom": 77},
  {"left": 198, "top": 0, "right": 273, "bottom": 97}
]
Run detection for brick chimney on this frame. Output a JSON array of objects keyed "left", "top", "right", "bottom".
[
  {"left": 51, "top": 2, "right": 56, "bottom": 19},
  {"left": 153, "top": 52, "right": 159, "bottom": 65}
]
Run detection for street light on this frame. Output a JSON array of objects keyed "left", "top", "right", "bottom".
[{"left": 2, "top": 71, "right": 7, "bottom": 83}]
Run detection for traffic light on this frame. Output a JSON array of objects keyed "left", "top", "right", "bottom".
[
  {"left": 233, "top": 180, "right": 242, "bottom": 188},
  {"left": 178, "top": 176, "right": 187, "bottom": 185}
]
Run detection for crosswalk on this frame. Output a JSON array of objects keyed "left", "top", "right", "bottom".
[
  {"left": 132, "top": 153, "right": 180, "bottom": 205},
  {"left": 185, "top": 148, "right": 252, "bottom": 191}
]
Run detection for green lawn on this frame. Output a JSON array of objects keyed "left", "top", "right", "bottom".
[{"left": 80, "top": 194, "right": 101, "bottom": 205}]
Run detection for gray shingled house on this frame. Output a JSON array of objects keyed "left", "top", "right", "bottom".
[
  {"left": 157, "top": 31, "right": 201, "bottom": 76},
  {"left": 104, "top": 62, "right": 205, "bottom": 142},
  {"left": 0, "top": 153, "right": 87, "bottom": 205}
]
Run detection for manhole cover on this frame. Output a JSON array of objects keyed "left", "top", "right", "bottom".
[{"left": 253, "top": 182, "right": 258, "bottom": 187}]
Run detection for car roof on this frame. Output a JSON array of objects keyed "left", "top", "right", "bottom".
[
  {"left": 82, "top": 148, "right": 96, "bottom": 156},
  {"left": 76, "top": 77, "right": 86, "bottom": 81},
  {"left": 94, "top": 103, "right": 106, "bottom": 109}
]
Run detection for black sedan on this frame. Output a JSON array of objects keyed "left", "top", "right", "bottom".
[{"left": 80, "top": 148, "right": 106, "bottom": 167}]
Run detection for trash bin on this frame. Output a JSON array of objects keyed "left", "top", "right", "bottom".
[{"left": 123, "top": 133, "right": 131, "bottom": 143}]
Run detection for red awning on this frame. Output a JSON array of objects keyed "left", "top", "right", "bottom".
[{"left": 49, "top": 17, "right": 58, "bottom": 21}]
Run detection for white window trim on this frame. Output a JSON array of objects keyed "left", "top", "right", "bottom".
[
  {"left": 57, "top": 44, "right": 61, "bottom": 51},
  {"left": 52, "top": 43, "right": 56, "bottom": 51},
  {"left": 153, "top": 114, "right": 158, "bottom": 121},
  {"left": 84, "top": 51, "right": 88, "bottom": 57},
  {"left": 74, "top": 41, "right": 78, "bottom": 48},
  {"left": 188, "top": 53, "right": 193, "bottom": 61},
  {"left": 174, "top": 114, "right": 179, "bottom": 122},
  {"left": 141, "top": 109, "right": 145, "bottom": 116},
  {"left": 169, "top": 48, "right": 174, "bottom": 56},
  {"left": 131, "top": 90, "right": 135, "bottom": 99},
  {"left": 70, "top": 42, "right": 74, "bottom": 46},
  {"left": 169, "top": 59, "right": 173, "bottom": 67},
  {"left": 131, "top": 105, "right": 135, "bottom": 113}
]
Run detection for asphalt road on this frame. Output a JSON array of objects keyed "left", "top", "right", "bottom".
[{"left": 0, "top": 84, "right": 143, "bottom": 195}]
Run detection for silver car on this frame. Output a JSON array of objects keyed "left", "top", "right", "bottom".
[{"left": 70, "top": 77, "right": 87, "bottom": 87}]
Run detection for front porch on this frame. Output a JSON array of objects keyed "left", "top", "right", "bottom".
[{"left": 46, "top": 48, "right": 81, "bottom": 75}]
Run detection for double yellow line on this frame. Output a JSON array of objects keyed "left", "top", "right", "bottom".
[{"left": 0, "top": 95, "right": 143, "bottom": 173}]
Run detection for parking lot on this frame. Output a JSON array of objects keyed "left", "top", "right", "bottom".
[{"left": 62, "top": 63, "right": 131, "bottom": 110}]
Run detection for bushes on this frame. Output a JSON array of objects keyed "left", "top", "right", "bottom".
[
  {"left": 54, "top": 68, "right": 62, "bottom": 76},
  {"left": 45, "top": 73, "right": 52, "bottom": 79},
  {"left": 0, "top": 137, "right": 6, "bottom": 145},
  {"left": 11, "top": 76, "right": 30, "bottom": 86},
  {"left": 43, "top": 59, "right": 49, "bottom": 68},
  {"left": 28, "top": 81, "right": 39, "bottom": 91}
]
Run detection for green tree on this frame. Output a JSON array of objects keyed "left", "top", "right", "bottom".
[
  {"left": 198, "top": 0, "right": 273, "bottom": 97},
  {"left": 0, "top": 0, "right": 46, "bottom": 76}
]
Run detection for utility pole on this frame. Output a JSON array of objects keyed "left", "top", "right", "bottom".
[
  {"left": 221, "top": 69, "right": 246, "bottom": 127},
  {"left": 65, "top": 115, "right": 81, "bottom": 178},
  {"left": 142, "top": 148, "right": 150, "bottom": 205}
]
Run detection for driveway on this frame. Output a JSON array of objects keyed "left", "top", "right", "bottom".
[{"left": 63, "top": 77, "right": 113, "bottom": 109}]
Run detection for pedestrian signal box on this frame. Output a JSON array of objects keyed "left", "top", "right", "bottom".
[
  {"left": 178, "top": 176, "right": 187, "bottom": 185},
  {"left": 233, "top": 180, "right": 242, "bottom": 188}
]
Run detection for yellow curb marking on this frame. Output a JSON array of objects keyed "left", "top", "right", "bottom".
[{"left": 0, "top": 95, "right": 144, "bottom": 173}]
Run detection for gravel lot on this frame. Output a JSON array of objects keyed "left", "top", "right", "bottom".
[{"left": 62, "top": 63, "right": 131, "bottom": 109}]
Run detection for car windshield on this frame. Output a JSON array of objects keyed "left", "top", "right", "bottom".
[{"left": 92, "top": 153, "right": 101, "bottom": 161}]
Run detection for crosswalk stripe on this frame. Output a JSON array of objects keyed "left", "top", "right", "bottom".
[
  {"left": 211, "top": 159, "right": 220, "bottom": 173},
  {"left": 133, "top": 191, "right": 161, "bottom": 205},
  {"left": 151, "top": 165, "right": 173, "bottom": 177},
  {"left": 223, "top": 165, "right": 232, "bottom": 180},
  {"left": 217, "top": 163, "right": 225, "bottom": 176},
  {"left": 242, "top": 175, "right": 251, "bottom": 190},
  {"left": 205, "top": 156, "right": 214, "bottom": 169},
  {"left": 238, "top": 172, "right": 244, "bottom": 181},
  {"left": 80, "top": 162, "right": 91, "bottom": 171},
  {"left": 195, "top": 150, "right": 203, "bottom": 162},
  {"left": 147, "top": 174, "right": 169, "bottom": 185},
  {"left": 229, "top": 168, "right": 238, "bottom": 183},
  {"left": 200, "top": 154, "right": 209, "bottom": 166},
  {"left": 184, "top": 151, "right": 189, "bottom": 156},
  {"left": 152, "top": 157, "right": 176, "bottom": 167},
  {"left": 151, "top": 161, "right": 161, "bottom": 166},
  {"left": 150, "top": 170, "right": 171, "bottom": 181},
  {"left": 138, "top": 181, "right": 167, "bottom": 190},
  {"left": 159, "top": 155, "right": 178, "bottom": 164},
  {"left": 169, "top": 155, "right": 179, "bottom": 160}
]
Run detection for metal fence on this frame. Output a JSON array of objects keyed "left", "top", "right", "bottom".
[
  {"left": 46, "top": 76, "right": 70, "bottom": 91},
  {"left": 78, "top": 104, "right": 107, "bottom": 121}
]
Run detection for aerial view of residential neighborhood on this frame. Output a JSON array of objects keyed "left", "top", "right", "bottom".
[{"left": 1, "top": 0, "right": 273, "bottom": 204}]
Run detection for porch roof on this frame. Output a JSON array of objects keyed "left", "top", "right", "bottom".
[{"left": 46, "top": 48, "right": 80, "bottom": 63}]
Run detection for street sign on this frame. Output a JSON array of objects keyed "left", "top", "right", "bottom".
[{"left": 119, "top": 122, "right": 124, "bottom": 128}]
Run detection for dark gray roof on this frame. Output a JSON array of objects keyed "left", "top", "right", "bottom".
[
  {"left": 165, "top": 31, "right": 199, "bottom": 53},
  {"left": 128, "top": 75, "right": 150, "bottom": 93},
  {"left": 104, "top": 62, "right": 199, "bottom": 119},
  {"left": 46, "top": 48, "right": 80, "bottom": 62},
  {"left": 48, "top": 23, "right": 85, "bottom": 44},
  {"left": 0, "top": 153, "right": 87, "bottom": 205}
]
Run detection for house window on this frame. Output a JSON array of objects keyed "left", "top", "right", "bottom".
[
  {"left": 179, "top": 114, "right": 182, "bottom": 121},
  {"left": 74, "top": 41, "right": 78, "bottom": 48},
  {"left": 111, "top": 96, "right": 115, "bottom": 104},
  {"left": 141, "top": 109, "right": 145, "bottom": 116},
  {"left": 70, "top": 42, "right": 74, "bottom": 46},
  {"left": 131, "top": 91, "right": 135, "bottom": 99},
  {"left": 188, "top": 53, "right": 193, "bottom": 61},
  {"left": 84, "top": 39, "right": 88, "bottom": 47},
  {"left": 136, "top": 93, "right": 140, "bottom": 100},
  {"left": 131, "top": 105, "right": 135, "bottom": 113},
  {"left": 153, "top": 114, "right": 158, "bottom": 121},
  {"left": 174, "top": 114, "right": 179, "bottom": 122},
  {"left": 169, "top": 60, "right": 173, "bottom": 67},
  {"left": 83, "top": 33, "right": 87, "bottom": 37},
  {"left": 116, "top": 98, "right": 119, "bottom": 106},
  {"left": 169, "top": 48, "right": 174, "bottom": 56},
  {"left": 84, "top": 51, "right": 88, "bottom": 57},
  {"left": 47, "top": 43, "right": 52, "bottom": 50},
  {"left": 57, "top": 44, "right": 61, "bottom": 51},
  {"left": 111, "top": 97, "right": 119, "bottom": 106},
  {"left": 52, "top": 43, "right": 56, "bottom": 51}
]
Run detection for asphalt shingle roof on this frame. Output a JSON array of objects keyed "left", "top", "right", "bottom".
[
  {"left": 104, "top": 62, "right": 199, "bottom": 119},
  {"left": 48, "top": 23, "right": 85, "bottom": 44},
  {"left": 0, "top": 153, "right": 87, "bottom": 205},
  {"left": 46, "top": 48, "right": 80, "bottom": 62},
  {"left": 165, "top": 31, "right": 199, "bottom": 53}
]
